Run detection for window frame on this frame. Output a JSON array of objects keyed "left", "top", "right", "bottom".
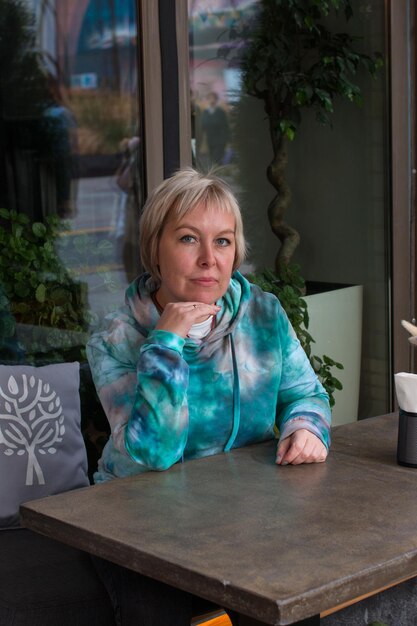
[{"left": 389, "top": 0, "right": 417, "bottom": 384}]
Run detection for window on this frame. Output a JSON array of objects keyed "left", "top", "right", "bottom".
[
  {"left": 187, "top": 0, "right": 390, "bottom": 421},
  {"left": 0, "top": 0, "right": 143, "bottom": 365}
]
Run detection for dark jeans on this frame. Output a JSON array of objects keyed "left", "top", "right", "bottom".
[{"left": 91, "top": 555, "right": 239, "bottom": 626}]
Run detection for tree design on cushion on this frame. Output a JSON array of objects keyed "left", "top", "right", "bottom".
[{"left": 0, "top": 374, "right": 65, "bottom": 485}]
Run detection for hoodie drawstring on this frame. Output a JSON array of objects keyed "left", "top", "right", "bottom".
[{"left": 224, "top": 334, "right": 240, "bottom": 451}]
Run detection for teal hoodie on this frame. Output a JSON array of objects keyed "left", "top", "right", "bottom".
[{"left": 87, "top": 271, "right": 331, "bottom": 482}]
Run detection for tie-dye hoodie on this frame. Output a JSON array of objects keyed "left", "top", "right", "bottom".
[{"left": 87, "top": 271, "right": 331, "bottom": 483}]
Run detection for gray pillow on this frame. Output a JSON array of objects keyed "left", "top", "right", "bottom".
[{"left": 0, "top": 362, "right": 89, "bottom": 529}]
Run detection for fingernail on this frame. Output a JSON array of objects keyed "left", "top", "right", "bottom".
[
  {"left": 276, "top": 455, "right": 281, "bottom": 464},
  {"left": 282, "top": 461, "right": 289, "bottom": 466}
]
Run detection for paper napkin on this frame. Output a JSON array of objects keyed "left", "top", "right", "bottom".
[{"left": 395, "top": 372, "right": 417, "bottom": 412}]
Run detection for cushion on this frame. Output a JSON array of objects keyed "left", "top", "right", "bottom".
[{"left": 0, "top": 362, "right": 89, "bottom": 528}]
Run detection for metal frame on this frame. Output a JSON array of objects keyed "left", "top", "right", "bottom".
[
  {"left": 176, "top": 1, "right": 192, "bottom": 167},
  {"left": 138, "top": 0, "right": 164, "bottom": 192},
  {"left": 138, "top": 0, "right": 191, "bottom": 190},
  {"left": 389, "top": 0, "right": 416, "bottom": 382}
]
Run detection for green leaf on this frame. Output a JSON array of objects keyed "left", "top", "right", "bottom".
[
  {"left": 32, "top": 222, "right": 47, "bottom": 238},
  {"left": 295, "top": 89, "right": 310, "bottom": 106},
  {"left": 35, "top": 283, "right": 46, "bottom": 303},
  {"left": 13, "top": 225, "right": 23, "bottom": 239},
  {"left": 285, "top": 126, "right": 295, "bottom": 140},
  {"left": 375, "top": 55, "right": 384, "bottom": 70},
  {"left": 315, "top": 88, "right": 334, "bottom": 112},
  {"left": 304, "top": 14, "right": 314, "bottom": 30},
  {"left": 0, "top": 208, "right": 10, "bottom": 219}
]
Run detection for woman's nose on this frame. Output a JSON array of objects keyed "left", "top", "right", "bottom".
[{"left": 198, "top": 244, "right": 216, "bottom": 267}]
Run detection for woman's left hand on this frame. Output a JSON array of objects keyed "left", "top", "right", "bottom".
[{"left": 276, "top": 429, "right": 328, "bottom": 465}]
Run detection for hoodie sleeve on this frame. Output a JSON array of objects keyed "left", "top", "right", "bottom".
[
  {"left": 274, "top": 302, "right": 332, "bottom": 449},
  {"left": 87, "top": 324, "right": 190, "bottom": 471}
]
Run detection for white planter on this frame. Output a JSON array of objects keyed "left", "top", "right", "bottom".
[{"left": 304, "top": 285, "right": 363, "bottom": 426}]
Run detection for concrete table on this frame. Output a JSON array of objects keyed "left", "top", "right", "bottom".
[{"left": 20, "top": 413, "right": 417, "bottom": 625}]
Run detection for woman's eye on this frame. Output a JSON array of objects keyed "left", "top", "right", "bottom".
[
  {"left": 180, "top": 235, "right": 197, "bottom": 243},
  {"left": 216, "top": 238, "right": 231, "bottom": 247}
]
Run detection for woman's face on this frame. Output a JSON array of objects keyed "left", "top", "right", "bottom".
[{"left": 156, "top": 203, "right": 236, "bottom": 307}]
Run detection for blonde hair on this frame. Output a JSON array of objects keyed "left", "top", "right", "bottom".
[{"left": 139, "top": 168, "right": 247, "bottom": 282}]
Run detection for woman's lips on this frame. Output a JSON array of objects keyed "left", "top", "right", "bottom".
[{"left": 190, "top": 278, "right": 218, "bottom": 286}]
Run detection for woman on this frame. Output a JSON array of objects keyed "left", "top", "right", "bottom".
[{"left": 87, "top": 168, "right": 331, "bottom": 624}]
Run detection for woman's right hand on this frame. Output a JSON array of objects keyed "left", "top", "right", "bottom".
[{"left": 155, "top": 302, "right": 220, "bottom": 338}]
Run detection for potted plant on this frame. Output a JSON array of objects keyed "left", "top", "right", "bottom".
[
  {"left": 219, "top": 0, "right": 382, "bottom": 272},
  {"left": 218, "top": 0, "right": 382, "bottom": 419},
  {"left": 0, "top": 208, "right": 90, "bottom": 363}
]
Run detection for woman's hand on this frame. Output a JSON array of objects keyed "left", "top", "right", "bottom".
[
  {"left": 276, "top": 429, "right": 328, "bottom": 466},
  {"left": 155, "top": 302, "right": 220, "bottom": 338}
]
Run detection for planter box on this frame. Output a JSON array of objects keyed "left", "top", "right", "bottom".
[{"left": 304, "top": 283, "right": 363, "bottom": 426}]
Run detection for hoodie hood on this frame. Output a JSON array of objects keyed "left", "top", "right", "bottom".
[{"left": 124, "top": 270, "right": 252, "bottom": 356}]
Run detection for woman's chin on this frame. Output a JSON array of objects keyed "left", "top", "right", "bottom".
[{"left": 187, "top": 289, "right": 224, "bottom": 305}]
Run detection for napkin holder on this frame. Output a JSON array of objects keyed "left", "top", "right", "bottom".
[
  {"left": 396, "top": 326, "right": 417, "bottom": 466},
  {"left": 397, "top": 409, "right": 417, "bottom": 467}
]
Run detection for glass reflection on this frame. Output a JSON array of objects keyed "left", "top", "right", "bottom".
[
  {"left": 188, "top": 0, "right": 390, "bottom": 421},
  {"left": 0, "top": 0, "right": 143, "bottom": 365},
  {"left": 188, "top": 0, "right": 257, "bottom": 246}
]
